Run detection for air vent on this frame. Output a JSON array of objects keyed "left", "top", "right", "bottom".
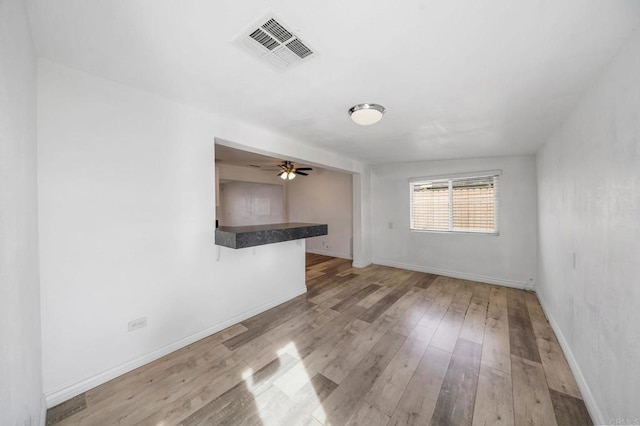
[
  {"left": 285, "top": 39, "right": 312, "bottom": 59},
  {"left": 235, "top": 13, "right": 316, "bottom": 71},
  {"left": 262, "top": 19, "right": 292, "bottom": 43},
  {"left": 249, "top": 29, "right": 278, "bottom": 50}
]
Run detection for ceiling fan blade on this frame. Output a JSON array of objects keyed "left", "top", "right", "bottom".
[
  {"left": 296, "top": 171, "right": 309, "bottom": 176},
  {"left": 295, "top": 167, "right": 313, "bottom": 171}
]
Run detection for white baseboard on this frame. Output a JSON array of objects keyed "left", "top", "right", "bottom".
[
  {"left": 372, "top": 259, "right": 533, "bottom": 290},
  {"left": 306, "top": 248, "right": 352, "bottom": 260},
  {"left": 535, "top": 292, "right": 604, "bottom": 425},
  {"left": 44, "top": 286, "right": 307, "bottom": 408}
]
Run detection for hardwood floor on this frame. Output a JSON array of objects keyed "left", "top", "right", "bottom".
[{"left": 47, "top": 254, "right": 592, "bottom": 425}]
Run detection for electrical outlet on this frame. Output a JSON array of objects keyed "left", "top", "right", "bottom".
[
  {"left": 388, "top": 222, "right": 394, "bottom": 229},
  {"left": 128, "top": 317, "right": 147, "bottom": 332}
]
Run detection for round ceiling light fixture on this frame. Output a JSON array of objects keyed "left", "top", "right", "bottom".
[{"left": 348, "top": 103, "right": 386, "bottom": 126}]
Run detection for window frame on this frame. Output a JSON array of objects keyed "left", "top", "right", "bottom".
[{"left": 409, "top": 170, "right": 501, "bottom": 235}]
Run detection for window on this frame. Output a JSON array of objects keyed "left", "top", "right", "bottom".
[{"left": 410, "top": 171, "right": 500, "bottom": 234}]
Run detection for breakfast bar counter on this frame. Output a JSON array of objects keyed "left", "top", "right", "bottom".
[{"left": 215, "top": 222, "right": 328, "bottom": 249}]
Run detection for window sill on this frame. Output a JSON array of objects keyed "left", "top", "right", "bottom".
[{"left": 409, "top": 229, "right": 499, "bottom": 236}]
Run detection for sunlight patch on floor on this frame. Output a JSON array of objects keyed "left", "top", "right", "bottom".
[{"left": 239, "top": 341, "right": 327, "bottom": 425}]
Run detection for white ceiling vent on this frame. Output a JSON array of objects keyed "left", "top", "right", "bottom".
[{"left": 235, "top": 14, "right": 316, "bottom": 71}]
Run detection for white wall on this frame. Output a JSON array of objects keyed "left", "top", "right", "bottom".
[
  {"left": 37, "top": 60, "right": 367, "bottom": 406},
  {"left": 287, "top": 169, "right": 353, "bottom": 259},
  {"left": 219, "top": 181, "right": 285, "bottom": 226},
  {"left": 353, "top": 171, "right": 373, "bottom": 268},
  {"left": 215, "top": 162, "right": 287, "bottom": 224},
  {"left": 0, "top": 0, "right": 44, "bottom": 424},
  {"left": 216, "top": 162, "right": 286, "bottom": 186},
  {"left": 536, "top": 29, "right": 640, "bottom": 424},
  {"left": 372, "top": 156, "right": 538, "bottom": 288}
]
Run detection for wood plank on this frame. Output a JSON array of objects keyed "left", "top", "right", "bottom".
[
  {"left": 337, "top": 267, "right": 358, "bottom": 277},
  {"left": 459, "top": 284, "right": 491, "bottom": 344},
  {"left": 391, "top": 294, "right": 433, "bottom": 336},
  {"left": 398, "top": 271, "right": 433, "bottom": 288},
  {"left": 229, "top": 335, "right": 280, "bottom": 371},
  {"left": 307, "top": 256, "right": 347, "bottom": 271},
  {"left": 176, "top": 353, "right": 299, "bottom": 425},
  {"left": 241, "top": 294, "right": 310, "bottom": 330},
  {"left": 480, "top": 344, "right": 511, "bottom": 376},
  {"left": 260, "top": 304, "right": 340, "bottom": 346},
  {"left": 321, "top": 286, "right": 423, "bottom": 385},
  {"left": 306, "top": 253, "right": 334, "bottom": 267},
  {"left": 356, "top": 285, "right": 393, "bottom": 309},
  {"left": 273, "top": 317, "right": 370, "bottom": 397},
  {"left": 481, "top": 286, "right": 511, "bottom": 373},
  {"left": 358, "top": 282, "right": 414, "bottom": 323},
  {"left": 45, "top": 394, "right": 86, "bottom": 425},
  {"left": 321, "top": 314, "right": 398, "bottom": 384},
  {"left": 429, "top": 338, "right": 482, "bottom": 426},
  {"left": 223, "top": 297, "right": 315, "bottom": 350},
  {"left": 524, "top": 292, "right": 558, "bottom": 343},
  {"left": 380, "top": 287, "right": 426, "bottom": 324},
  {"left": 306, "top": 273, "right": 359, "bottom": 299},
  {"left": 365, "top": 321, "right": 436, "bottom": 414},
  {"left": 289, "top": 305, "right": 369, "bottom": 361},
  {"left": 313, "top": 331, "right": 406, "bottom": 425},
  {"left": 549, "top": 389, "right": 593, "bottom": 426},
  {"left": 308, "top": 273, "right": 374, "bottom": 305},
  {"left": 241, "top": 385, "right": 291, "bottom": 426},
  {"left": 307, "top": 269, "right": 326, "bottom": 280},
  {"left": 429, "top": 281, "right": 474, "bottom": 351},
  {"left": 537, "top": 337, "right": 581, "bottom": 399},
  {"left": 472, "top": 364, "right": 514, "bottom": 426},
  {"left": 374, "top": 268, "right": 415, "bottom": 286},
  {"left": 419, "top": 276, "right": 460, "bottom": 329},
  {"left": 331, "top": 283, "right": 383, "bottom": 312},
  {"left": 511, "top": 354, "right": 558, "bottom": 426},
  {"left": 388, "top": 346, "right": 452, "bottom": 426},
  {"left": 506, "top": 288, "right": 541, "bottom": 363},
  {"left": 414, "top": 273, "right": 438, "bottom": 289},
  {"left": 346, "top": 401, "right": 391, "bottom": 426},
  {"left": 179, "top": 384, "right": 261, "bottom": 426},
  {"left": 276, "top": 373, "right": 338, "bottom": 425}
]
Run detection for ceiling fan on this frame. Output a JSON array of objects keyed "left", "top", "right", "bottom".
[{"left": 277, "top": 161, "right": 312, "bottom": 180}]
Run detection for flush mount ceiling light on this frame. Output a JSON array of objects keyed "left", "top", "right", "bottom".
[{"left": 348, "top": 103, "right": 386, "bottom": 126}]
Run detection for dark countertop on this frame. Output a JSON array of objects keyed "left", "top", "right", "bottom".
[{"left": 215, "top": 222, "right": 328, "bottom": 249}]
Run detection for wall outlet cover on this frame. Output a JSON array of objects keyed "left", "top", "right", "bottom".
[{"left": 128, "top": 317, "right": 147, "bottom": 332}]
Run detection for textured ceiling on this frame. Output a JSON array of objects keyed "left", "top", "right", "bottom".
[{"left": 26, "top": 0, "right": 640, "bottom": 164}]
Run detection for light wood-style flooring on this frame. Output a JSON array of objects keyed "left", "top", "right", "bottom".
[{"left": 47, "top": 254, "right": 592, "bottom": 425}]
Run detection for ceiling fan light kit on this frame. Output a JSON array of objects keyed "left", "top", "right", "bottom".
[
  {"left": 277, "top": 161, "right": 312, "bottom": 180},
  {"left": 279, "top": 171, "right": 296, "bottom": 180},
  {"left": 349, "top": 103, "right": 386, "bottom": 126}
]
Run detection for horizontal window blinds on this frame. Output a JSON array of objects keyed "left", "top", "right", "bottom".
[
  {"left": 410, "top": 174, "right": 499, "bottom": 233},
  {"left": 411, "top": 181, "right": 450, "bottom": 231}
]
